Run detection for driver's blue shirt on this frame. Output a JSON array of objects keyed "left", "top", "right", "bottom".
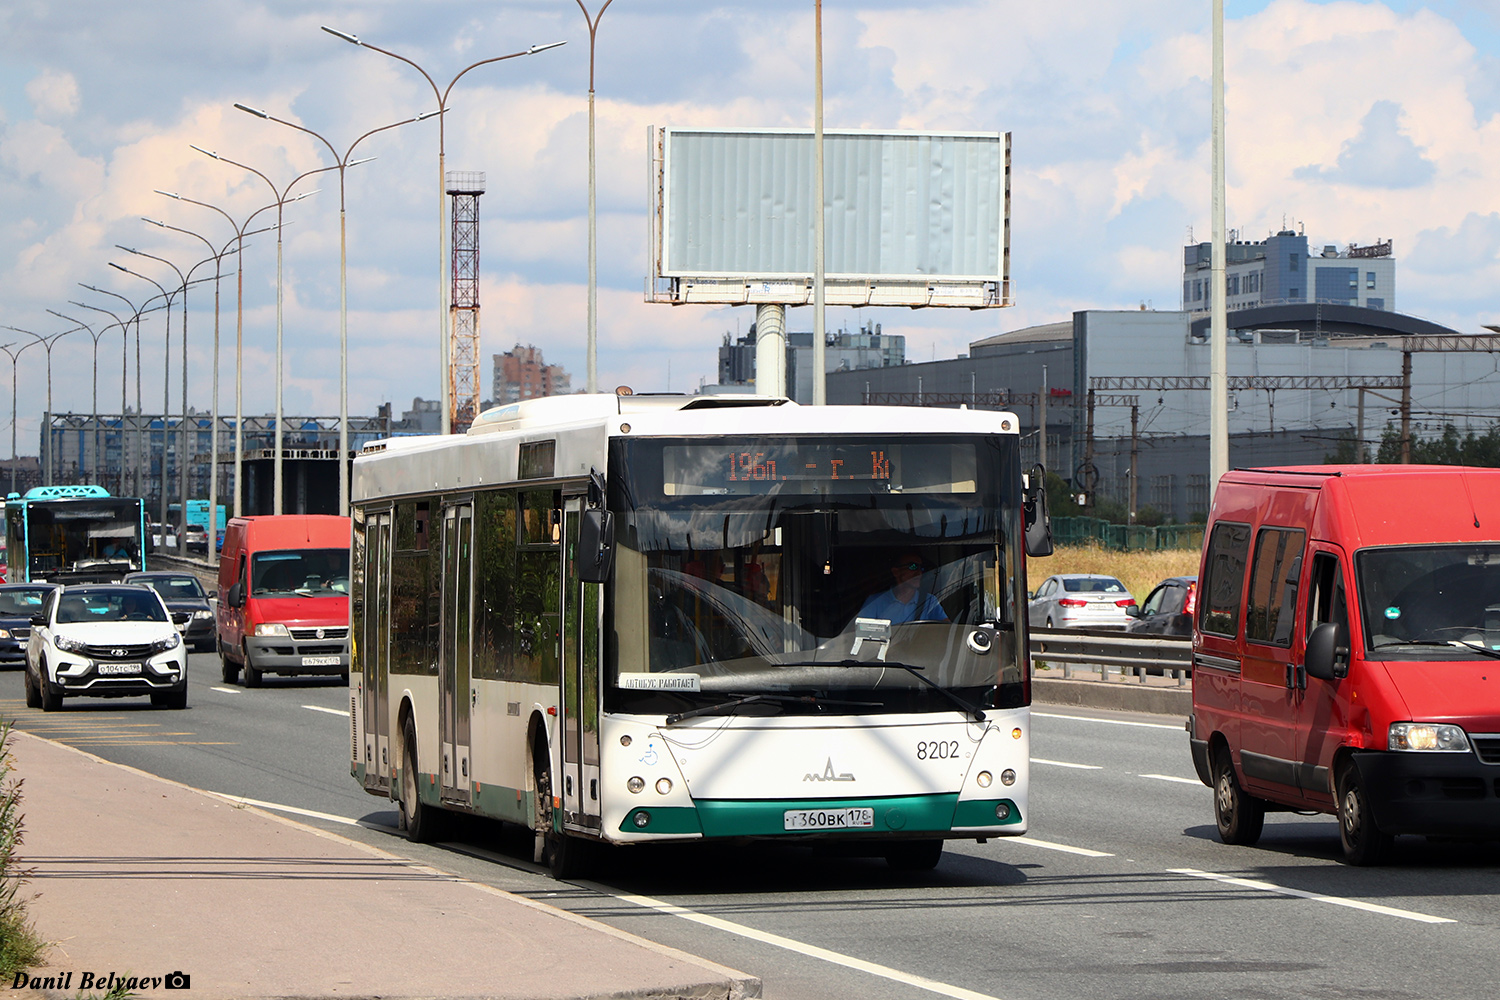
[{"left": 857, "top": 590, "right": 948, "bottom": 625}]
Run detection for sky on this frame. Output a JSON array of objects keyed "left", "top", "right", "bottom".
[{"left": 2, "top": 0, "right": 1499, "bottom": 452}]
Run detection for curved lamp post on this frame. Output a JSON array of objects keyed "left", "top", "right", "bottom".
[
  {"left": 0, "top": 340, "right": 42, "bottom": 495},
  {"left": 232, "top": 103, "right": 439, "bottom": 513},
  {"left": 190, "top": 145, "right": 335, "bottom": 515},
  {"left": 141, "top": 218, "right": 258, "bottom": 542},
  {"left": 154, "top": 190, "right": 289, "bottom": 519},
  {"left": 45, "top": 309, "right": 118, "bottom": 486},
  {"left": 1, "top": 323, "right": 85, "bottom": 487},
  {"left": 107, "top": 261, "right": 178, "bottom": 525},
  {"left": 321, "top": 24, "right": 565, "bottom": 434},
  {"left": 576, "top": 1, "right": 613, "bottom": 394},
  {"left": 76, "top": 285, "right": 168, "bottom": 498}
]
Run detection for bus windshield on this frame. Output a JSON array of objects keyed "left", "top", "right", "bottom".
[
  {"left": 605, "top": 434, "right": 1026, "bottom": 717},
  {"left": 251, "top": 549, "right": 351, "bottom": 597}
]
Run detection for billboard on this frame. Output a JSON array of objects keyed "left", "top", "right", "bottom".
[{"left": 647, "top": 127, "right": 1010, "bottom": 308}]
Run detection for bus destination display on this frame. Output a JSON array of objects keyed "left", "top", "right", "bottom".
[{"left": 661, "top": 440, "right": 976, "bottom": 495}]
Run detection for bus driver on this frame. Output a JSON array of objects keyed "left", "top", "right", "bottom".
[{"left": 857, "top": 552, "right": 948, "bottom": 625}]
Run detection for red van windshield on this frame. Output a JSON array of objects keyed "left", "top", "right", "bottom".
[
  {"left": 1357, "top": 544, "right": 1500, "bottom": 656},
  {"left": 251, "top": 549, "right": 350, "bottom": 598}
]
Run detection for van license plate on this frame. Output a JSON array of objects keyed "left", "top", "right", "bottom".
[
  {"left": 783, "top": 807, "right": 875, "bottom": 831},
  {"left": 96, "top": 662, "right": 142, "bottom": 675},
  {"left": 301, "top": 655, "right": 341, "bottom": 666}
]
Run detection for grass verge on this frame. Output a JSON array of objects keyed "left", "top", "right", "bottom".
[
  {"left": 1032, "top": 542, "right": 1201, "bottom": 603},
  {"left": 1, "top": 719, "right": 47, "bottom": 981}
]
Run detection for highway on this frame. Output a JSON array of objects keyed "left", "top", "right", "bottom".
[{"left": 3, "top": 654, "right": 1498, "bottom": 1000}]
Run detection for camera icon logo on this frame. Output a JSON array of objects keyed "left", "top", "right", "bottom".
[{"left": 164, "top": 971, "right": 191, "bottom": 990}]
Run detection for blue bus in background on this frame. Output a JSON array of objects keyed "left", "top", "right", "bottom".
[{"left": 4, "top": 485, "right": 146, "bottom": 583}]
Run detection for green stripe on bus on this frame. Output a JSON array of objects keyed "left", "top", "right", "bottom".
[{"left": 951, "top": 797, "right": 1022, "bottom": 827}]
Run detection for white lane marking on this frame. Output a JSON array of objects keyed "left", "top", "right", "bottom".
[
  {"left": 303, "top": 704, "right": 350, "bottom": 717},
  {"left": 211, "top": 794, "right": 361, "bottom": 827},
  {"left": 1169, "top": 868, "right": 1455, "bottom": 924},
  {"left": 210, "top": 686, "right": 241, "bottom": 694},
  {"left": 611, "top": 891, "right": 1010, "bottom": 1000},
  {"left": 1139, "top": 773, "right": 1202, "bottom": 785},
  {"left": 1030, "top": 757, "right": 1103, "bottom": 770},
  {"left": 1007, "top": 836, "right": 1114, "bottom": 858},
  {"left": 1034, "top": 711, "right": 1181, "bottom": 732}
]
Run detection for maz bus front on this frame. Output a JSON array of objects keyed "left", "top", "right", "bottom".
[{"left": 350, "top": 394, "right": 1048, "bottom": 877}]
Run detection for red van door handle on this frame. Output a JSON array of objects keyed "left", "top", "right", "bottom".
[{"left": 1285, "top": 663, "right": 1307, "bottom": 690}]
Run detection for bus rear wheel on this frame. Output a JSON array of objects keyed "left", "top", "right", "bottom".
[
  {"left": 885, "top": 839, "right": 943, "bottom": 871},
  {"left": 399, "top": 716, "right": 441, "bottom": 843}
]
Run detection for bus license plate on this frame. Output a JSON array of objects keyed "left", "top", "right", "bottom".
[
  {"left": 96, "top": 662, "right": 141, "bottom": 675},
  {"left": 302, "top": 655, "right": 341, "bottom": 666},
  {"left": 783, "top": 807, "right": 875, "bottom": 831}
]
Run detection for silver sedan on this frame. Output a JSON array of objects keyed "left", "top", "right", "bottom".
[{"left": 1027, "top": 574, "right": 1136, "bottom": 630}]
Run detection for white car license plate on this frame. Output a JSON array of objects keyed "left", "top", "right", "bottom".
[
  {"left": 301, "top": 655, "right": 341, "bottom": 666},
  {"left": 783, "top": 807, "right": 875, "bottom": 831},
  {"left": 96, "top": 662, "right": 142, "bottom": 675}
]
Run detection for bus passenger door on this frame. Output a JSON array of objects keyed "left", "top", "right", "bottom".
[
  {"left": 560, "top": 496, "right": 602, "bottom": 833},
  {"left": 440, "top": 502, "right": 474, "bottom": 805},
  {"left": 363, "top": 511, "right": 392, "bottom": 792}
]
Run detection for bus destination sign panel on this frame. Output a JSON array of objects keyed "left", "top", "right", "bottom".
[{"left": 661, "top": 441, "right": 976, "bottom": 496}]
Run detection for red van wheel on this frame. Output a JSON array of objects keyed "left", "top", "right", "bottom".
[
  {"left": 1213, "top": 748, "right": 1265, "bottom": 846},
  {"left": 1336, "top": 764, "right": 1393, "bottom": 866}
]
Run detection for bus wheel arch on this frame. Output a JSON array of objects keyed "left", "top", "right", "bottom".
[{"left": 396, "top": 699, "right": 440, "bottom": 842}]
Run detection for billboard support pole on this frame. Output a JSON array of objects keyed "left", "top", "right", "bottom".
[{"left": 755, "top": 304, "right": 787, "bottom": 398}]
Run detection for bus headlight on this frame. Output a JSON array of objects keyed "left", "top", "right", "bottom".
[
  {"left": 633, "top": 810, "right": 651, "bottom": 828},
  {"left": 627, "top": 776, "right": 645, "bottom": 793},
  {"left": 1000, "top": 769, "right": 1016, "bottom": 786},
  {"left": 976, "top": 771, "right": 993, "bottom": 788},
  {"left": 995, "top": 803, "right": 1011, "bottom": 820},
  {"left": 1389, "top": 723, "right": 1470, "bottom": 752},
  {"left": 655, "top": 778, "right": 673, "bottom": 795}
]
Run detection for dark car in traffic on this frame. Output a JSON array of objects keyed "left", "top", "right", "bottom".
[
  {"left": 0, "top": 583, "right": 56, "bottom": 667},
  {"left": 123, "top": 572, "right": 216, "bottom": 653},
  {"left": 1125, "top": 575, "right": 1197, "bottom": 636}
]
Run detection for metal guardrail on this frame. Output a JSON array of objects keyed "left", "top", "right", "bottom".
[{"left": 1029, "top": 626, "right": 1194, "bottom": 685}]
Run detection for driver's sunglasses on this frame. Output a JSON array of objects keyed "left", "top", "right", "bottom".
[{"left": 896, "top": 561, "right": 924, "bottom": 571}]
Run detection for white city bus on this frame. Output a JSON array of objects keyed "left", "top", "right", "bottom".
[{"left": 349, "top": 393, "right": 1052, "bottom": 876}]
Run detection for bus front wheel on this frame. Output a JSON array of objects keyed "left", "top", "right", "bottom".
[
  {"left": 399, "top": 717, "right": 440, "bottom": 843},
  {"left": 533, "top": 752, "right": 589, "bottom": 879}
]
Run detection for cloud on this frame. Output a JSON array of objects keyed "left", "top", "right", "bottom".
[
  {"left": 25, "top": 69, "right": 79, "bottom": 120},
  {"left": 1293, "top": 100, "right": 1436, "bottom": 188}
]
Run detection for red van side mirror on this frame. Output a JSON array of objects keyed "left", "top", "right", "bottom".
[{"left": 1305, "top": 621, "right": 1349, "bottom": 681}]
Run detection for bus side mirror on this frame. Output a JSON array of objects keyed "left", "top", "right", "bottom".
[
  {"left": 227, "top": 582, "right": 244, "bottom": 608},
  {"left": 1023, "top": 463, "right": 1054, "bottom": 558},
  {"left": 1305, "top": 621, "right": 1349, "bottom": 681},
  {"left": 576, "top": 509, "right": 615, "bottom": 583}
]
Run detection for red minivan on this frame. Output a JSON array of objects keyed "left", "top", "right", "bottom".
[
  {"left": 1190, "top": 465, "right": 1500, "bottom": 864},
  {"left": 216, "top": 515, "right": 351, "bottom": 687}
]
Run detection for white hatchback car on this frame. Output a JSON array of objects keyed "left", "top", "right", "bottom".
[
  {"left": 1028, "top": 574, "right": 1137, "bottom": 630},
  {"left": 24, "top": 584, "right": 188, "bottom": 711}
]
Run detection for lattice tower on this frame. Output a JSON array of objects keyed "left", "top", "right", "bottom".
[{"left": 448, "top": 171, "right": 486, "bottom": 433}]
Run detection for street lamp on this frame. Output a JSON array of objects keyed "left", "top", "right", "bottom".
[
  {"left": 141, "top": 218, "right": 261, "bottom": 541},
  {"left": 45, "top": 310, "right": 118, "bottom": 486},
  {"left": 76, "top": 286, "right": 167, "bottom": 498},
  {"left": 576, "top": 1, "right": 613, "bottom": 395},
  {"left": 108, "top": 261, "right": 178, "bottom": 525},
  {"left": 1, "top": 323, "right": 85, "bottom": 486},
  {"left": 190, "top": 144, "right": 333, "bottom": 515},
  {"left": 321, "top": 24, "right": 565, "bottom": 434},
  {"left": 155, "top": 189, "right": 289, "bottom": 519},
  {"left": 117, "top": 244, "right": 237, "bottom": 531},
  {"left": 0, "top": 340, "right": 42, "bottom": 495},
  {"left": 232, "top": 103, "right": 439, "bottom": 513}
]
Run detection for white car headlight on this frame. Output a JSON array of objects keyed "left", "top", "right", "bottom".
[
  {"left": 254, "top": 623, "right": 290, "bottom": 637},
  {"left": 150, "top": 632, "right": 182, "bottom": 654},
  {"left": 1389, "top": 722, "right": 1470, "bottom": 752},
  {"left": 54, "top": 634, "right": 88, "bottom": 653}
]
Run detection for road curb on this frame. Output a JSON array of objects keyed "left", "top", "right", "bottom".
[{"left": 1032, "top": 675, "right": 1192, "bottom": 717}]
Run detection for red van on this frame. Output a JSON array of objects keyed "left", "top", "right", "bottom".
[
  {"left": 216, "top": 515, "right": 351, "bottom": 687},
  {"left": 1190, "top": 465, "right": 1500, "bottom": 864}
]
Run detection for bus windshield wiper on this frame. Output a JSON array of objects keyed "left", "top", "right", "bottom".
[
  {"left": 782, "top": 659, "right": 987, "bottom": 723},
  {"left": 663, "top": 692, "right": 879, "bottom": 725}
]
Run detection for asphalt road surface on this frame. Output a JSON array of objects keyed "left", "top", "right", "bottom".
[{"left": 3, "top": 655, "right": 1498, "bottom": 1000}]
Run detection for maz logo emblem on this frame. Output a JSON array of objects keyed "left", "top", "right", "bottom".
[{"left": 804, "top": 757, "right": 855, "bottom": 782}]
